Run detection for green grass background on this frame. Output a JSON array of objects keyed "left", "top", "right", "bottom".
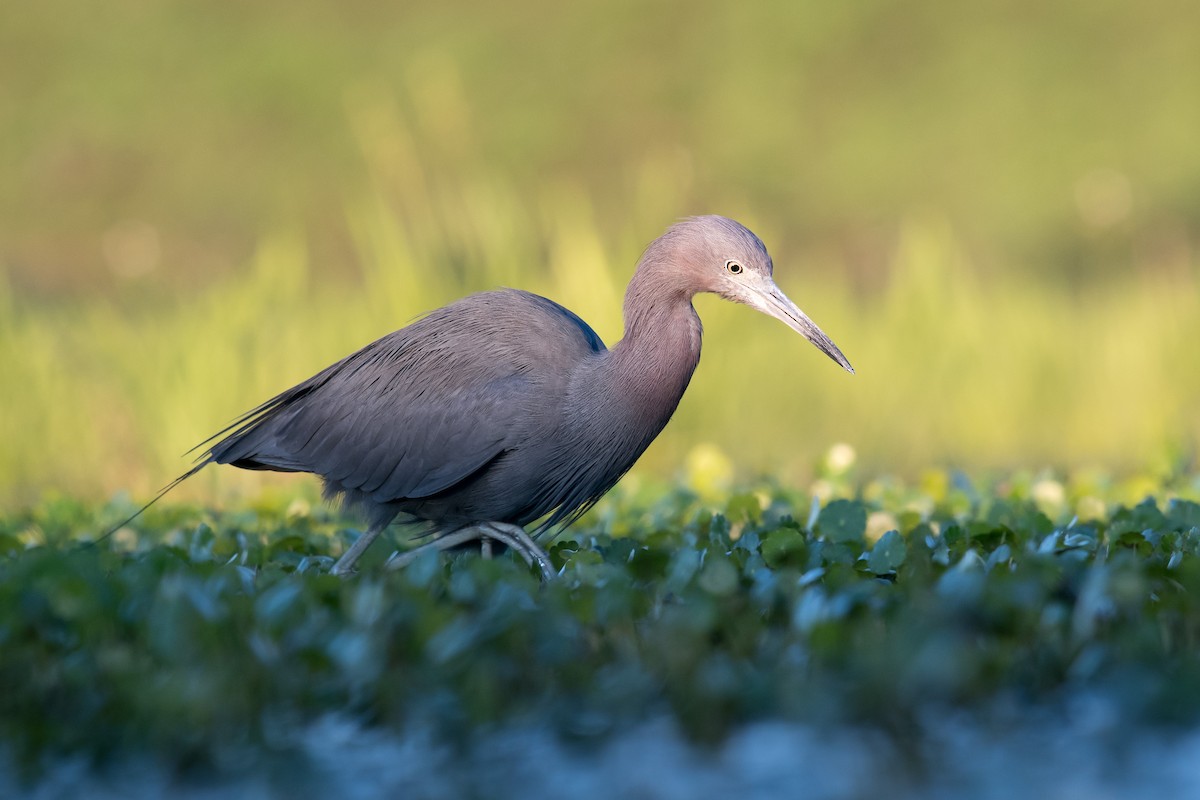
[{"left": 2, "top": 0, "right": 1199, "bottom": 507}]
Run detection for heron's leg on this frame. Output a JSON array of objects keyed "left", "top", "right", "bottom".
[
  {"left": 383, "top": 526, "right": 483, "bottom": 572},
  {"left": 331, "top": 522, "right": 386, "bottom": 577}
]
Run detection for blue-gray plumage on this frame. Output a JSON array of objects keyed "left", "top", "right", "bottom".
[{"left": 133, "top": 216, "right": 853, "bottom": 577}]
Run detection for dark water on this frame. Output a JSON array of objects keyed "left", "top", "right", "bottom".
[{"left": 6, "top": 710, "right": 1200, "bottom": 799}]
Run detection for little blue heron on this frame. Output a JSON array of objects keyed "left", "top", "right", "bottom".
[{"left": 130, "top": 216, "right": 853, "bottom": 578}]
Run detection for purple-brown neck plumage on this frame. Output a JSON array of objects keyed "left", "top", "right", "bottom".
[{"left": 607, "top": 249, "right": 704, "bottom": 419}]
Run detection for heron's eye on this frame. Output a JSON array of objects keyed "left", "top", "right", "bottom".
[{"left": 725, "top": 260, "right": 744, "bottom": 275}]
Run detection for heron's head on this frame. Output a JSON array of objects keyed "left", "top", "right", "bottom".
[{"left": 652, "top": 215, "right": 854, "bottom": 374}]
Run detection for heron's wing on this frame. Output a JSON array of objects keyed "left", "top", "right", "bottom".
[
  {"left": 200, "top": 289, "right": 601, "bottom": 503},
  {"left": 203, "top": 336, "right": 531, "bottom": 501}
]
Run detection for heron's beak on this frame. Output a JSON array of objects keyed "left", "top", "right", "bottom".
[{"left": 746, "top": 280, "right": 855, "bottom": 374}]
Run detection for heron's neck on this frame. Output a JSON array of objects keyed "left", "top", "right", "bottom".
[{"left": 609, "top": 265, "right": 703, "bottom": 403}]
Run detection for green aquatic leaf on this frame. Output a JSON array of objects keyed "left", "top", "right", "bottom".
[
  {"left": 760, "top": 528, "right": 806, "bottom": 569},
  {"left": 4, "top": 473, "right": 1200, "bottom": 772},
  {"left": 1111, "top": 498, "right": 1167, "bottom": 533},
  {"left": 1167, "top": 499, "right": 1200, "bottom": 530},
  {"left": 697, "top": 554, "right": 739, "bottom": 596},
  {"left": 817, "top": 499, "right": 867, "bottom": 544},
  {"left": 867, "top": 530, "right": 906, "bottom": 574},
  {"left": 665, "top": 546, "right": 702, "bottom": 591}
]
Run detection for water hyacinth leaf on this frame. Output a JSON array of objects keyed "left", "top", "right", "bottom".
[
  {"left": 732, "top": 528, "right": 761, "bottom": 555},
  {"left": 627, "top": 546, "right": 671, "bottom": 581},
  {"left": 748, "top": 567, "right": 778, "bottom": 608},
  {"left": 707, "top": 514, "right": 732, "bottom": 541},
  {"left": 187, "top": 524, "right": 216, "bottom": 562},
  {"left": 349, "top": 581, "right": 386, "bottom": 627},
  {"left": 666, "top": 547, "right": 702, "bottom": 591},
  {"left": 967, "top": 522, "right": 1007, "bottom": 549},
  {"left": 327, "top": 629, "right": 375, "bottom": 677},
  {"left": 760, "top": 528, "right": 807, "bottom": 569},
  {"left": 448, "top": 566, "right": 480, "bottom": 601},
  {"left": 232, "top": 565, "right": 257, "bottom": 592},
  {"left": 1167, "top": 500, "right": 1200, "bottom": 530},
  {"left": 936, "top": 550, "right": 986, "bottom": 603},
  {"left": 1111, "top": 498, "right": 1167, "bottom": 533},
  {"left": 1111, "top": 530, "right": 1149, "bottom": 556},
  {"left": 403, "top": 547, "right": 443, "bottom": 586},
  {"left": 814, "top": 540, "right": 857, "bottom": 568},
  {"left": 799, "top": 567, "right": 825, "bottom": 587},
  {"left": 734, "top": 545, "right": 765, "bottom": 580},
  {"left": 566, "top": 549, "right": 604, "bottom": 569},
  {"left": 255, "top": 580, "right": 303, "bottom": 624},
  {"left": 985, "top": 543, "right": 1012, "bottom": 572},
  {"left": 697, "top": 554, "right": 739, "bottom": 596},
  {"left": 426, "top": 617, "right": 481, "bottom": 664},
  {"left": 1158, "top": 531, "right": 1181, "bottom": 553},
  {"left": 806, "top": 495, "right": 821, "bottom": 530},
  {"left": 1062, "top": 530, "right": 1098, "bottom": 551},
  {"left": 267, "top": 535, "right": 308, "bottom": 559},
  {"left": 792, "top": 586, "right": 832, "bottom": 633},
  {"left": 817, "top": 500, "right": 867, "bottom": 544},
  {"left": 941, "top": 524, "right": 965, "bottom": 550},
  {"left": 8, "top": 471, "right": 1200, "bottom": 773},
  {"left": 602, "top": 536, "right": 638, "bottom": 565},
  {"left": 867, "top": 530, "right": 906, "bottom": 574}
]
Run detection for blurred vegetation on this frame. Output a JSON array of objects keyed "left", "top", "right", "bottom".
[
  {"left": 3, "top": 470, "right": 1200, "bottom": 774},
  {"left": 2, "top": 0, "right": 1199, "bottom": 505}
]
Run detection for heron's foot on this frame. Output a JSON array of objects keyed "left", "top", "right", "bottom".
[
  {"left": 384, "top": 522, "right": 554, "bottom": 582},
  {"left": 479, "top": 522, "right": 555, "bottom": 582}
]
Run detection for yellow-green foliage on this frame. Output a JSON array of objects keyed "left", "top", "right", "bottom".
[
  {"left": 2, "top": 104, "right": 1196, "bottom": 507},
  {"left": 4, "top": 3, "right": 1200, "bottom": 507}
]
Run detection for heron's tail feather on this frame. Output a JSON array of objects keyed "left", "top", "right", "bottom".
[{"left": 91, "top": 460, "right": 211, "bottom": 545}]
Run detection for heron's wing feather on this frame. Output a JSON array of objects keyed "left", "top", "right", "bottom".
[
  {"left": 205, "top": 335, "right": 530, "bottom": 501},
  {"left": 201, "top": 289, "right": 602, "bottom": 504}
]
